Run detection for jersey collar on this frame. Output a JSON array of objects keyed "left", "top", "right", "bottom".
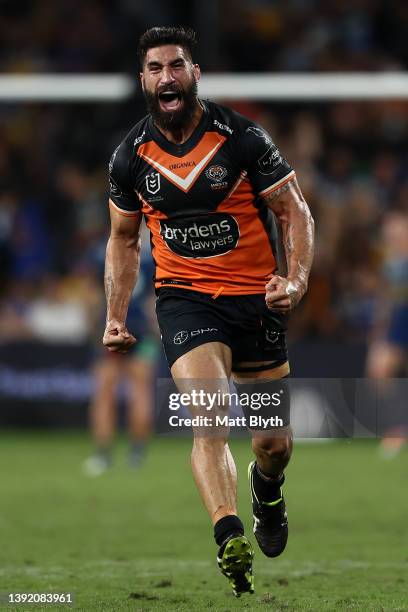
[{"left": 147, "top": 100, "right": 209, "bottom": 158}]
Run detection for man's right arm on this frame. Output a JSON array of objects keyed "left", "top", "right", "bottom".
[{"left": 103, "top": 201, "right": 143, "bottom": 352}]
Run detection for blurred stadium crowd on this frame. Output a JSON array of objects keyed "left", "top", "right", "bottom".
[
  {"left": 1, "top": 0, "right": 407, "bottom": 73},
  {"left": 0, "top": 0, "right": 407, "bottom": 372}
]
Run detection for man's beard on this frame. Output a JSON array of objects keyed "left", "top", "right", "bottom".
[{"left": 143, "top": 78, "right": 198, "bottom": 132}]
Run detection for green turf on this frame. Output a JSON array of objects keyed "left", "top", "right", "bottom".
[{"left": 0, "top": 432, "right": 407, "bottom": 611}]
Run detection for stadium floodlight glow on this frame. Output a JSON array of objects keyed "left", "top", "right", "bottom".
[
  {"left": 0, "top": 74, "right": 133, "bottom": 101},
  {"left": 199, "top": 73, "right": 408, "bottom": 100},
  {"left": 1, "top": 72, "right": 408, "bottom": 102}
]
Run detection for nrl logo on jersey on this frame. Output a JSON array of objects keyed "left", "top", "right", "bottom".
[{"left": 146, "top": 172, "right": 161, "bottom": 195}]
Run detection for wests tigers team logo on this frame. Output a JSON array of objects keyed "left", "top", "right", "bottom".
[{"left": 205, "top": 165, "right": 227, "bottom": 183}]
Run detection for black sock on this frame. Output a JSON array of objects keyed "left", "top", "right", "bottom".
[
  {"left": 252, "top": 463, "right": 285, "bottom": 503},
  {"left": 214, "top": 515, "right": 244, "bottom": 548}
]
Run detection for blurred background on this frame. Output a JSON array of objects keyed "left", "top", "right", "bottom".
[
  {"left": 0, "top": 0, "right": 407, "bottom": 432},
  {"left": 0, "top": 4, "right": 407, "bottom": 609}
]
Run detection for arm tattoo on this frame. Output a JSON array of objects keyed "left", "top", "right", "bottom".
[
  {"left": 104, "top": 216, "right": 141, "bottom": 323},
  {"left": 105, "top": 273, "right": 114, "bottom": 301},
  {"left": 263, "top": 177, "right": 314, "bottom": 294},
  {"left": 265, "top": 182, "right": 291, "bottom": 204},
  {"left": 285, "top": 222, "right": 294, "bottom": 256}
]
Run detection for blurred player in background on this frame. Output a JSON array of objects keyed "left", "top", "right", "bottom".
[
  {"left": 366, "top": 210, "right": 408, "bottom": 457},
  {"left": 85, "top": 224, "right": 159, "bottom": 476},
  {"left": 103, "top": 27, "right": 314, "bottom": 596}
]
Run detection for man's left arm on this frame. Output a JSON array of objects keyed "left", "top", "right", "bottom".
[{"left": 262, "top": 176, "right": 314, "bottom": 312}]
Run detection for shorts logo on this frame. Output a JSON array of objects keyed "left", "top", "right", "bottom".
[
  {"left": 160, "top": 213, "right": 240, "bottom": 259},
  {"left": 146, "top": 172, "right": 161, "bottom": 195},
  {"left": 174, "top": 331, "right": 189, "bottom": 345},
  {"left": 173, "top": 328, "right": 218, "bottom": 344},
  {"left": 109, "top": 145, "right": 120, "bottom": 174},
  {"left": 206, "top": 165, "right": 227, "bottom": 183},
  {"left": 109, "top": 177, "right": 122, "bottom": 197},
  {"left": 265, "top": 329, "right": 280, "bottom": 344}
]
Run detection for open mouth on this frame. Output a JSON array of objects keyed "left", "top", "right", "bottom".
[{"left": 158, "top": 90, "right": 183, "bottom": 111}]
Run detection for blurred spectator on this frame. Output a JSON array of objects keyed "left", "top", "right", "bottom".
[
  {"left": 365, "top": 211, "right": 408, "bottom": 456},
  {"left": 25, "top": 275, "right": 90, "bottom": 344},
  {"left": 0, "top": 280, "right": 35, "bottom": 342},
  {"left": 366, "top": 211, "right": 408, "bottom": 378},
  {"left": 0, "top": 98, "right": 407, "bottom": 350},
  {"left": 84, "top": 224, "right": 160, "bottom": 475},
  {"left": 0, "top": 2, "right": 407, "bottom": 359},
  {"left": 221, "top": 0, "right": 408, "bottom": 73}
]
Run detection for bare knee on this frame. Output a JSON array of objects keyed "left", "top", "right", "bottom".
[{"left": 252, "top": 434, "right": 292, "bottom": 463}]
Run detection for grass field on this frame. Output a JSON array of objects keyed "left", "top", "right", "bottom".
[{"left": 0, "top": 432, "right": 407, "bottom": 611}]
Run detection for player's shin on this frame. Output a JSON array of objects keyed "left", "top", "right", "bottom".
[
  {"left": 189, "top": 403, "right": 254, "bottom": 596},
  {"left": 235, "top": 376, "right": 291, "bottom": 558}
]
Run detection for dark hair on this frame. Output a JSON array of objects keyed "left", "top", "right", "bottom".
[{"left": 138, "top": 26, "right": 197, "bottom": 67}]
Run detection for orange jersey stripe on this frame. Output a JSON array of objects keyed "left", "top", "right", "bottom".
[{"left": 138, "top": 133, "right": 226, "bottom": 193}]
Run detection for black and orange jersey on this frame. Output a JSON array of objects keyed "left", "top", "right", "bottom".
[{"left": 108, "top": 100, "right": 294, "bottom": 296}]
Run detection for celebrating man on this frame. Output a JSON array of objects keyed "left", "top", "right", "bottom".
[{"left": 104, "top": 26, "right": 314, "bottom": 597}]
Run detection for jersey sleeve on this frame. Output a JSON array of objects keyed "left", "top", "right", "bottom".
[
  {"left": 241, "top": 124, "right": 295, "bottom": 198},
  {"left": 108, "top": 140, "right": 141, "bottom": 216}
]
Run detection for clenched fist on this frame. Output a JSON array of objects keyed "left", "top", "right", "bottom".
[
  {"left": 265, "top": 275, "right": 305, "bottom": 313},
  {"left": 103, "top": 319, "right": 136, "bottom": 353}
]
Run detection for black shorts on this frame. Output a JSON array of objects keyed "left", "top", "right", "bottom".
[{"left": 155, "top": 288, "right": 288, "bottom": 370}]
